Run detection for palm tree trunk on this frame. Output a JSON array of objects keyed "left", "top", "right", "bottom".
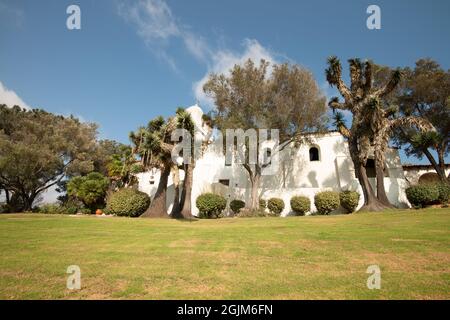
[
  {"left": 180, "top": 163, "right": 194, "bottom": 219},
  {"left": 170, "top": 167, "right": 182, "bottom": 218},
  {"left": 141, "top": 164, "right": 170, "bottom": 218},
  {"left": 374, "top": 151, "right": 394, "bottom": 207}
]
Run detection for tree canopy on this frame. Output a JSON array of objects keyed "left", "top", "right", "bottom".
[
  {"left": 0, "top": 105, "right": 98, "bottom": 211},
  {"left": 204, "top": 59, "right": 327, "bottom": 209}
]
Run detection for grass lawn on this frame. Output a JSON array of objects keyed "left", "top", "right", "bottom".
[{"left": 0, "top": 208, "right": 449, "bottom": 299}]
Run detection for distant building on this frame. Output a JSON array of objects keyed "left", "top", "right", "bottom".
[{"left": 402, "top": 164, "right": 450, "bottom": 185}]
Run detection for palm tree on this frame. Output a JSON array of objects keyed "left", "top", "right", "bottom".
[
  {"left": 170, "top": 164, "right": 182, "bottom": 217},
  {"left": 174, "top": 108, "right": 196, "bottom": 219},
  {"left": 332, "top": 110, "right": 350, "bottom": 138},
  {"left": 132, "top": 116, "right": 176, "bottom": 218},
  {"left": 326, "top": 57, "right": 403, "bottom": 211}
]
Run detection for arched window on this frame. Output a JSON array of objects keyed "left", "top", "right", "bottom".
[{"left": 309, "top": 147, "right": 320, "bottom": 161}]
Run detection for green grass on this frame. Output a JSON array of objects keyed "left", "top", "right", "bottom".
[{"left": 0, "top": 208, "right": 449, "bottom": 299}]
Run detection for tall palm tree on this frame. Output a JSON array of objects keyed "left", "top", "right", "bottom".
[
  {"left": 132, "top": 116, "right": 176, "bottom": 218},
  {"left": 175, "top": 108, "right": 196, "bottom": 219}
]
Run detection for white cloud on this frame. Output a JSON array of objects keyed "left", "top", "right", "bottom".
[
  {"left": 193, "top": 39, "right": 278, "bottom": 109},
  {"left": 0, "top": 2, "right": 25, "bottom": 28},
  {"left": 118, "top": 0, "right": 212, "bottom": 70},
  {"left": 118, "top": 0, "right": 179, "bottom": 41},
  {"left": 117, "top": 1, "right": 283, "bottom": 109},
  {"left": 0, "top": 81, "right": 31, "bottom": 109}
]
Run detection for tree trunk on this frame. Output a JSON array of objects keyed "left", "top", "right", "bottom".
[
  {"left": 437, "top": 148, "right": 449, "bottom": 183},
  {"left": 22, "top": 193, "right": 36, "bottom": 212},
  {"left": 349, "top": 138, "right": 389, "bottom": 212},
  {"left": 374, "top": 152, "right": 394, "bottom": 207},
  {"left": 5, "top": 189, "right": 10, "bottom": 205},
  {"left": 423, "top": 148, "right": 447, "bottom": 182},
  {"left": 356, "top": 162, "right": 388, "bottom": 212},
  {"left": 250, "top": 172, "right": 261, "bottom": 210},
  {"left": 245, "top": 165, "right": 261, "bottom": 210},
  {"left": 180, "top": 163, "right": 194, "bottom": 219},
  {"left": 170, "top": 167, "right": 182, "bottom": 218},
  {"left": 141, "top": 164, "right": 170, "bottom": 218}
]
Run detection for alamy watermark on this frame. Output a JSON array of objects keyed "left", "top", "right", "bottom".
[
  {"left": 366, "top": 265, "right": 381, "bottom": 289},
  {"left": 66, "top": 5, "right": 81, "bottom": 30},
  {"left": 367, "top": 5, "right": 381, "bottom": 30},
  {"left": 66, "top": 265, "right": 81, "bottom": 290},
  {"left": 171, "top": 128, "right": 280, "bottom": 176}
]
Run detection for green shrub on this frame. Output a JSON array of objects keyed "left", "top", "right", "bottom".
[
  {"left": 267, "top": 198, "right": 284, "bottom": 216},
  {"left": 35, "top": 203, "right": 80, "bottom": 215},
  {"left": 105, "top": 188, "right": 150, "bottom": 217},
  {"left": 405, "top": 184, "right": 439, "bottom": 208},
  {"left": 259, "top": 199, "right": 267, "bottom": 209},
  {"left": 435, "top": 183, "right": 450, "bottom": 204},
  {"left": 196, "top": 193, "right": 226, "bottom": 218},
  {"left": 67, "top": 172, "right": 109, "bottom": 211},
  {"left": 314, "top": 191, "right": 340, "bottom": 215},
  {"left": 79, "top": 208, "right": 92, "bottom": 215},
  {"left": 36, "top": 203, "right": 64, "bottom": 214},
  {"left": 339, "top": 191, "right": 360, "bottom": 213},
  {"left": 230, "top": 200, "right": 245, "bottom": 214},
  {"left": 290, "top": 196, "right": 310, "bottom": 216}
]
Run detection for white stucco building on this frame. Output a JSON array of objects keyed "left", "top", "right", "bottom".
[{"left": 136, "top": 105, "right": 412, "bottom": 216}]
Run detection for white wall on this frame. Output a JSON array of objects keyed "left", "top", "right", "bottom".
[
  {"left": 403, "top": 166, "right": 450, "bottom": 185},
  {"left": 137, "top": 130, "right": 411, "bottom": 216}
]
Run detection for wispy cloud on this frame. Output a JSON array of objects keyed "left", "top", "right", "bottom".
[
  {"left": 117, "top": 0, "right": 282, "bottom": 107},
  {"left": 0, "top": 81, "right": 31, "bottom": 109},
  {"left": 0, "top": 2, "right": 25, "bottom": 28},
  {"left": 118, "top": 0, "right": 211, "bottom": 71},
  {"left": 194, "top": 39, "right": 279, "bottom": 108}
]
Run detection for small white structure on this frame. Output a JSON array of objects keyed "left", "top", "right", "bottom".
[
  {"left": 403, "top": 164, "right": 450, "bottom": 185},
  {"left": 137, "top": 105, "right": 411, "bottom": 216}
]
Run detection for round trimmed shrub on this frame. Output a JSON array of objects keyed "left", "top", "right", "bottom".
[
  {"left": 105, "top": 188, "right": 150, "bottom": 217},
  {"left": 230, "top": 200, "right": 245, "bottom": 214},
  {"left": 259, "top": 199, "right": 267, "bottom": 209},
  {"left": 196, "top": 193, "right": 226, "bottom": 218},
  {"left": 405, "top": 184, "right": 439, "bottom": 208},
  {"left": 267, "top": 198, "right": 284, "bottom": 216},
  {"left": 339, "top": 191, "right": 360, "bottom": 213},
  {"left": 314, "top": 191, "right": 340, "bottom": 215},
  {"left": 290, "top": 196, "right": 310, "bottom": 216}
]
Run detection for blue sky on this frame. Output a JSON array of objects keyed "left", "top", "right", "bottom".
[{"left": 0, "top": 0, "right": 449, "bottom": 164}]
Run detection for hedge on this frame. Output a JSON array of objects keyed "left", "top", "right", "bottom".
[
  {"left": 406, "top": 183, "right": 449, "bottom": 207},
  {"left": 314, "top": 191, "right": 340, "bottom": 215},
  {"left": 259, "top": 199, "right": 267, "bottom": 209},
  {"left": 105, "top": 188, "right": 150, "bottom": 217},
  {"left": 267, "top": 198, "right": 284, "bottom": 216},
  {"left": 339, "top": 191, "right": 360, "bottom": 213},
  {"left": 196, "top": 193, "right": 226, "bottom": 218},
  {"left": 405, "top": 184, "right": 439, "bottom": 208},
  {"left": 435, "top": 183, "right": 450, "bottom": 204},
  {"left": 230, "top": 200, "right": 245, "bottom": 214},
  {"left": 290, "top": 196, "right": 310, "bottom": 216}
]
